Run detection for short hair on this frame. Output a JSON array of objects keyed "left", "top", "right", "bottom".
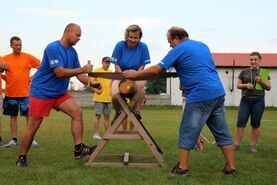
[
  {"left": 102, "top": 56, "right": 111, "bottom": 62},
  {"left": 250, "top": 51, "right": 262, "bottom": 59},
  {"left": 63, "top": 23, "right": 80, "bottom": 33},
  {"left": 124, "top": 24, "right": 143, "bottom": 39},
  {"left": 10, "top": 36, "right": 21, "bottom": 45},
  {"left": 167, "top": 26, "right": 189, "bottom": 40}
]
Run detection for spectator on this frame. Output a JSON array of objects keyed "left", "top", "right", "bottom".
[
  {"left": 234, "top": 52, "right": 271, "bottom": 153},
  {"left": 2, "top": 36, "right": 40, "bottom": 147}
]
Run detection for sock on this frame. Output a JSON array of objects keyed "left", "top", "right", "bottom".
[
  {"left": 75, "top": 143, "right": 83, "bottom": 150},
  {"left": 18, "top": 155, "right": 26, "bottom": 160}
]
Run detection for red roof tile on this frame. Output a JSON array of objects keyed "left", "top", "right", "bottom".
[{"left": 212, "top": 53, "right": 277, "bottom": 67}]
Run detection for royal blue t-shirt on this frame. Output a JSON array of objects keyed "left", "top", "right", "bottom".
[
  {"left": 159, "top": 39, "right": 225, "bottom": 104},
  {"left": 111, "top": 41, "right": 151, "bottom": 71},
  {"left": 31, "top": 41, "right": 81, "bottom": 98}
]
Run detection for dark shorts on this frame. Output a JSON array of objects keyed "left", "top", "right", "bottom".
[
  {"left": 237, "top": 96, "right": 265, "bottom": 128},
  {"left": 3, "top": 97, "right": 29, "bottom": 117}
]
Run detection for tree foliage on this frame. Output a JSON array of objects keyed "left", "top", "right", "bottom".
[{"left": 145, "top": 79, "right": 166, "bottom": 94}]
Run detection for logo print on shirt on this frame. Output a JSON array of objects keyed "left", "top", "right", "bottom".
[
  {"left": 111, "top": 57, "right": 117, "bottom": 62},
  {"left": 50, "top": 60, "right": 58, "bottom": 65}
]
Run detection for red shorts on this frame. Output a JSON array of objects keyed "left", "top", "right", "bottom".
[{"left": 29, "top": 93, "right": 71, "bottom": 117}]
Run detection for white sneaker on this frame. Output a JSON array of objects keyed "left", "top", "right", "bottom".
[
  {"left": 250, "top": 145, "right": 257, "bottom": 153},
  {"left": 31, "top": 140, "right": 39, "bottom": 147},
  {"left": 93, "top": 134, "right": 102, "bottom": 140},
  {"left": 3, "top": 139, "right": 17, "bottom": 147}
]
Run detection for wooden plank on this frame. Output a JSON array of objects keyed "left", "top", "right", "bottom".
[
  {"left": 103, "top": 134, "right": 142, "bottom": 140},
  {"left": 86, "top": 162, "right": 161, "bottom": 168},
  {"left": 123, "top": 152, "right": 129, "bottom": 165},
  {"left": 88, "top": 72, "right": 178, "bottom": 80}
]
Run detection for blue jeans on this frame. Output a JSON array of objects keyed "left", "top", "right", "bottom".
[
  {"left": 179, "top": 96, "right": 233, "bottom": 149},
  {"left": 237, "top": 96, "right": 265, "bottom": 128}
]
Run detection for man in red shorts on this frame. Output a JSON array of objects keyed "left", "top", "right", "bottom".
[{"left": 16, "top": 23, "right": 102, "bottom": 167}]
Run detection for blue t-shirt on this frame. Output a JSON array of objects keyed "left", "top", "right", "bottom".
[
  {"left": 159, "top": 39, "right": 225, "bottom": 104},
  {"left": 31, "top": 41, "right": 81, "bottom": 99},
  {"left": 111, "top": 41, "right": 151, "bottom": 71}
]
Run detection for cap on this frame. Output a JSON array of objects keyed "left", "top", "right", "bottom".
[{"left": 102, "top": 56, "right": 111, "bottom": 62}]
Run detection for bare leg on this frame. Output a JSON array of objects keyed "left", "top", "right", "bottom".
[
  {"left": 129, "top": 121, "right": 135, "bottom": 131},
  {"left": 234, "top": 127, "right": 244, "bottom": 146},
  {"left": 251, "top": 127, "right": 260, "bottom": 146},
  {"left": 0, "top": 97, "right": 2, "bottom": 141},
  {"left": 25, "top": 116, "right": 29, "bottom": 126},
  {"left": 0, "top": 115, "right": 2, "bottom": 140},
  {"left": 10, "top": 116, "right": 18, "bottom": 138},
  {"left": 179, "top": 148, "right": 190, "bottom": 169},
  {"left": 93, "top": 114, "right": 101, "bottom": 135},
  {"left": 221, "top": 144, "right": 235, "bottom": 169},
  {"left": 133, "top": 81, "right": 145, "bottom": 112},
  {"left": 111, "top": 80, "right": 121, "bottom": 113},
  {"left": 103, "top": 115, "right": 110, "bottom": 132},
  {"left": 59, "top": 98, "right": 83, "bottom": 145},
  {"left": 19, "top": 117, "right": 43, "bottom": 155},
  {"left": 122, "top": 117, "right": 128, "bottom": 131}
]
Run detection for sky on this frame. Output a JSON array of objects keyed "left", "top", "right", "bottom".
[{"left": 1, "top": 0, "right": 277, "bottom": 88}]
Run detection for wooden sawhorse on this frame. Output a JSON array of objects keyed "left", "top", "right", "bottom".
[{"left": 85, "top": 93, "right": 168, "bottom": 169}]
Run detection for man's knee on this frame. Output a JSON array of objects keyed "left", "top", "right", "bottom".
[{"left": 70, "top": 106, "right": 82, "bottom": 119}]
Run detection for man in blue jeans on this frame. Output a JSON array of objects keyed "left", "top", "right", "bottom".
[{"left": 123, "top": 26, "right": 236, "bottom": 176}]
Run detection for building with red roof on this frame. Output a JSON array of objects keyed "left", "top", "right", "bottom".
[{"left": 169, "top": 53, "right": 277, "bottom": 107}]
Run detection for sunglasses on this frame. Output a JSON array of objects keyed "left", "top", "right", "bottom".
[{"left": 250, "top": 58, "right": 259, "bottom": 61}]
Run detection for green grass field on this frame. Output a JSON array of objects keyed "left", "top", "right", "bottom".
[{"left": 0, "top": 106, "right": 276, "bottom": 185}]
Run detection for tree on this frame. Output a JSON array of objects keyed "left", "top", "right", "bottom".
[{"left": 145, "top": 79, "right": 166, "bottom": 94}]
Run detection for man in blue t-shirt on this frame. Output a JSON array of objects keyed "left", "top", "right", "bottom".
[
  {"left": 16, "top": 23, "right": 102, "bottom": 167},
  {"left": 110, "top": 24, "right": 150, "bottom": 130},
  {"left": 123, "top": 26, "right": 236, "bottom": 176}
]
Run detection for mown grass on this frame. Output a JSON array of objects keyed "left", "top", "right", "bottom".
[{"left": 0, "top": 106, "right": 276, "bottom": 185}]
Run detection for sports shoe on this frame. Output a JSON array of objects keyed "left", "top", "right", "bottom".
[
  {"left": 93, "top": 134, "right": 102, "bottom": 140},
  {"left": 111, "top": 112, "right": 121, "bottom": 125},
  {"left": 250, "top": 145, "right": 257, "bottom": 153},
  {"left": 3, "top": 139, "right": 17, "bottom": 147},
  {"left": 222, "top": 167, "right": 237, "bottom": 176},
  {"left": 31, "top": 140, "right": 39, "bottom": 147},
  {"left": 16, "top": 156, "right": 28, "bottom": 167},
  {"left": 234, "top": 144, "right": 240, "bottom": 151},
  {"left": 74, "top": 144, "right": 97, "bottom": 160},
  {"left": 171, "top": 162, "right": 189, "bottom": 176}
]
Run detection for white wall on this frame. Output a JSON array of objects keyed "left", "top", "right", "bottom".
[{"left": 169, "top": 68, "right": 277, "bottom": 107}]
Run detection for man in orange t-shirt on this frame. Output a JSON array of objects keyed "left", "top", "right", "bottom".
[
  {"left": 0, "top": 56, "right": 9, "bottom": 146},
  {"left": 2, "top": 36, "right": 40, "bottom": 147}
]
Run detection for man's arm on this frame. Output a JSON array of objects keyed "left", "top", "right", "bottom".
[
  {"left": 53, "top": 64, "right": 92, "bottom": 78},
  {"left": 115, "top": 64, "right": 122, "bottom": 72},
  {"left": 255, "top": 76, "right": 271, "bottom": 91},
  {"left": 76, "top": 73, "right": 102, "bottom": 94},
  {"left": 137, "top": 66, "right": 145, "bottom": 71},
  {"left": 122, "top": 65, "right": 165, "bottom": 78},
  {"left": 237, "top": 79, "right": 253, "bottom": 90},
  {"left": 0, "top": 62, "right": 9, "bottom": 72}
]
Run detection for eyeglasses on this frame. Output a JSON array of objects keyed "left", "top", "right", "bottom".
[{"left": 250, "top": 58, "right": 258, "bottom": 61}]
